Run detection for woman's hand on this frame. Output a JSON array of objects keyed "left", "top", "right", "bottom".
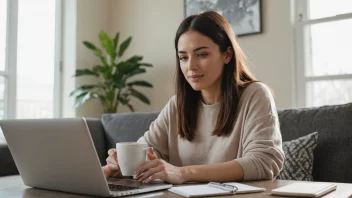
[
  {"left": 134, "top": 148, "right": 184, "bottom": 184},
  {"left": 102, "top": 147, "right": 159, "bottom": 178},
  {"left": 102, "top": 148, "right": 122, "bottom": 178}
]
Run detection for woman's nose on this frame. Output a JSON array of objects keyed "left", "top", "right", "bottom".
[{"left": 187, "top": 58, "right": 198, "bottom": 71}]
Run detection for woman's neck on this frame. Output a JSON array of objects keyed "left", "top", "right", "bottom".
[{"left": 201, "top": 89, "right": 221, "bottom": 105}]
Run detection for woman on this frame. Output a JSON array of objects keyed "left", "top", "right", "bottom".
[{"left": 103, "top": 10, "right": 284, "bottom": 184}]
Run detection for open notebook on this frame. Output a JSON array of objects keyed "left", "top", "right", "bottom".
[{"left": 168, "top": 182, "right": 265, "bottom": 197}]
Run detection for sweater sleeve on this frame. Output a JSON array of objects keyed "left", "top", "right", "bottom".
[
  {"left": 235, "top": 83, "right": 285, "bottom": 181},
  {"left": 137, "top": 96, "right": 176, "bottom": 162}
]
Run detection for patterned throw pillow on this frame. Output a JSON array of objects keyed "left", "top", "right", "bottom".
[{"left": 277, "top": 132, "right": 318, "bottom": 181}]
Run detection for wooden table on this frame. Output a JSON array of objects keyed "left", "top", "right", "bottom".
[{"left": 1, "top": 175, "right": 352, "bottom": 198}]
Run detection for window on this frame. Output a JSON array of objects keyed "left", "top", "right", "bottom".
[
  {"left": 0, "top": 0, "right": 7, "bottom": 119},
  {"left": 0, "top": 0, "right": 61, "bottom": 122},
  {"left": 16, "top": 0, "right": 59, "bottom": 118},
  {"left": 294, "top": 0, "right": 352, "bottom": 107}
]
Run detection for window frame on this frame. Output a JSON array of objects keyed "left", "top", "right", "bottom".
[
  {"left": 54, "top": 0, "right": 62, "bottom": 118},
  {"left": 293, "top": 0, "right": 352, "bottom": 107},
  {"left": 4, "top": 0, "right": 18, "bottom": 119},
  {"left": 2, "top": 0, "right": 62, "bottom": 119}
]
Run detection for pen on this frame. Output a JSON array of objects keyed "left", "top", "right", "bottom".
[{"left": 208, "top": 182, "right": 237, "bottom": 193}]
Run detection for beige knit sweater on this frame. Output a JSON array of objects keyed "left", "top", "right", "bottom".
[{"left": 138, "top": 82, "right": 284, "bottom": 181}]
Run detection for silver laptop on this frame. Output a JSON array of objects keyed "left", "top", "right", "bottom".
[{"left": 0, "top": 118, "right": 172, "bottom": 197}]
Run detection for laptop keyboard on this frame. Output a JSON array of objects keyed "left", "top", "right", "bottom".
[{"left": 108, "top": 184, "right": 141, "bottom": 191}]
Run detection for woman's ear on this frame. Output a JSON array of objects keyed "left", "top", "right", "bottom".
[{"left": 224, "top": 46, "right": 233, "bottom": 64}]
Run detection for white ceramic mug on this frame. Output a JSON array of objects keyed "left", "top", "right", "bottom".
[{"left": 116, "top": 142, "right": 148, "bottom": 176}]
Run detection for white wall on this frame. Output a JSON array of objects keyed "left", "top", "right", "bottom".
[
  {"left": 62, "top": 0, "right": 112, "bottom": 118},
  {"left": 110, "top": 0, "right": 294, "bottom": 110},
  {"left": 62, "top": 0, "right": 295, "bottom": 117},
  {"left": 110, "top": 0, "right": 184, "bottom": 112},
  {"left": 75, "top": 0, "right": 112, "bottom": 117},
  {"left": 239, "top": 0, "right": 295, "bottom": 108}
]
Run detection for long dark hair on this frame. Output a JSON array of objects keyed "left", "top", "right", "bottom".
[{"left": 175, "top": 11, "right": 258, "bottom": 141}]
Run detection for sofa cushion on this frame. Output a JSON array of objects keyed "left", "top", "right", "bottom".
[
  {"left": 0, "top": 141, "right": 19, "bottom": 176},
  {"left": 277, "top": 132, "right": 318, "bottom": 181},
  {"left": 101, "top": 112, "right": 159, "bottom": 160},
  {"left": 85, "top": 118, "right": 106, "bottom": 166},
  {"left": 277, "top": 102, "right": 352, "bottom": 183}
]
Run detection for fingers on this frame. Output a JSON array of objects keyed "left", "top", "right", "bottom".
[
  {"left": 106, "top": 158, "right": 119, "bottom": 170},
  {"left": 108, "top": 148, "right": 116, "bottom": 154},
  {"left": 144, "top": 172, "right": 165, "bottom": 183},
  {"left": 107, "top": 149, "right": 118, "bottom": 164},
  {"left": 135, "top": 159, "right": 163, "bottom": 178},
  {"left": 110, "top": 168, "right": 122, "bottom": 178},
  {"left": 103, "top": 164, "right": 122, "bottom": 178},
  {"left": 136, "top": 165, "right": 163, "bottom": 182},
  {"left": 108, "top": 149, "right": 117, "bottom": 160},
  {"left": 105, "top": 161, "right": 121, "bottom": 178},
  {"left": 147, "top": 147, "right": 158, "bottom": 160},
  {"left": 105, "top": 148, "right": 121, "bottom": 178},
  {"left": 102, "top": 165, "right": 112, "bottom": 177}
]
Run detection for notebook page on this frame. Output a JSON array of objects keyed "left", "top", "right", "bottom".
[{"left": 169, "top": 185, "right": 231, "bottom": 197}]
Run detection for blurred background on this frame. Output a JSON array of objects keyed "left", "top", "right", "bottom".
[{"left": 0, "top": 0, "right": 351, "bottom": 126}]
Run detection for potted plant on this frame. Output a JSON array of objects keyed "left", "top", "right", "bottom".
[{"left": 70, "top": 30, "right": 153, "bottom": 113}]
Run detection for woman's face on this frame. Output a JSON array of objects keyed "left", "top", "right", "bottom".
[{"left": 177, "top": 30, "right": 229, "bottom": 92}]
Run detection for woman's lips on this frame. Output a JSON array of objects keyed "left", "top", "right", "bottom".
[{"left": 189, "top": 75, "right": 204, "bottom": 82}]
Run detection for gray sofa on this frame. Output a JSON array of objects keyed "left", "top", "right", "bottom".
[{"left": 1, "top": 103, "right": 351, "bottom": 183}]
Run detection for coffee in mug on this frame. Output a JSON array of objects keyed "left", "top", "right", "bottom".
[{"left": 116, "top": 142, "right": 148, "bottom": 176}]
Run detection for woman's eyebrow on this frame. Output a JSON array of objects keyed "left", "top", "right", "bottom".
[{"left": 178, "top": 46, "right": 209, "bottom": 54}]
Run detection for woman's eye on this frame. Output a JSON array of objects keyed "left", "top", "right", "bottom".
[
  {"left": 179, "top": 56, "right": 188, "bottom": 61},
  {"left": 197, "top": 53, "right": 208, "bottom": 58}
]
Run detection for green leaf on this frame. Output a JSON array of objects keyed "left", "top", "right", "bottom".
[
  {"left": 84, "top": 42, "right": 106, "bottom": 63},
  {"left": 74, "top": 92, "right": 90, "bottom": 108},
  {"left": 113, "top": 32, "right": 120, "bottom": 50},
  {"left": 100, "top": 56, "right": 108, "bottom": 66},
  {"left": 113, "top": 82, "right": 125, "bottom": 89},
  {"left": 128, "top": 68, "right": 146, "bottom": 77},
  {"left": 69, "top": 85, "right": 103, "bottom": 97},
  {"left": 72, "top": 69, "right": 98, "bottom": 77},
  {"left": 127, "top": 81, "right": 153, "bottom": 88},
  {"left": 83, "top": 41, "right": 97, "bottom": 50},
  {"left": 126, "top": 55, "right": 143, "bottom": 63},
  {"left": 107, "top": 67, "right": 113, "bottom": 79},
  {"left": 112, "top": 32, "right": 120, "bottom": 61},
  {"left": 118, "top": 37, "right": 132, "bottom": 57},
  {"left": 117, "top": 62, "right": 138, "bottom": 74},
  {"left": 112, "top": 73, "right": 125, "bottom": 89},
  {"left": 92, "top": 65, "right": 106, "bottom": 74},
  {"left": 117, "top": 96, "right": 129, "bottom": 105},
  {"left": 93, "top": 65, "right": 112, "bottom": 79},
  {"left": 129, "top": 88, "right": 150, "bottom": 104},
  {"left": 99, "top": 31, "right": 114, "bottom": 61},
  {"left": 74, "top": 91, "right": 89, "bottom": 100},
  {"left": 112, "top": 72, "right": 123, "bottom": 81},
  {"left": 138, "top": 63, "right": 153, "bottom": 67},
  {"left": 122, "top": 93, "right": 129, "bottom": 98},
  {"left": 74, "top": 92, "right": 101, "bottom": 108},
  {"left": 127, "top": 103, "right": 135, "bottom": 112},
  {"left": 94, "top": 49, "right": 103, "bottom": 57}
]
